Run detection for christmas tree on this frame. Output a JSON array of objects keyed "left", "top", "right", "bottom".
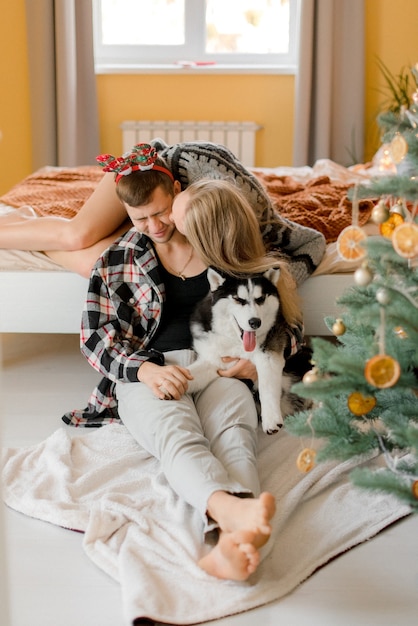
[{"left": 286, "top": 64, "right": 418, "bottom": 510}]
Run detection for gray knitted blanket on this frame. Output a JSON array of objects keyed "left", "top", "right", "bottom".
[{"left": 158, "top": 141, "right": 326, "bottom": 285}]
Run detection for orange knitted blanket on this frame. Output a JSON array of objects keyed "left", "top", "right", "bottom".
[
  {"left": 1, "top": 166, "right": 374, "bottom": 243},
  {"left": 253, "top": 171, "right": 374, "bottom": 243},
  {"left": 0, "top": 166, "right": 105, "bottom": 219}
]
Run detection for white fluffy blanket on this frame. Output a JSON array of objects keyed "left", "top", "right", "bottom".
[{"left": 2, "top": 424, "right": 410, "bottom": 625}]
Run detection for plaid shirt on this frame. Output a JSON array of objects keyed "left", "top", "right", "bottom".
[{"left": 63, "top": 228, "right": 166, "bottom": 426}]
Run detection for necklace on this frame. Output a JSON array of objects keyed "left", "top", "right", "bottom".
[{"left": 164, "top": 246, "right": 194, "bottom": 280}]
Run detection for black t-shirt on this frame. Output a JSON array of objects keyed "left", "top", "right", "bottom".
[{"left": 149, "top": 266, "right": 209, "bottom": 352}]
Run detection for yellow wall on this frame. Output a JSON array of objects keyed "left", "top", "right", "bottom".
[
  {"left": 96, "top": 72, "right": 295, "bottom": 167},
  {"left": 0, "top": 1, "right": 31, "bottom": 194},
  {"left": 1, "top": 0, "right": 418, "bottom": 194},
  {"left": 365, "top": 0, "right": 418, "bottom": 161}
]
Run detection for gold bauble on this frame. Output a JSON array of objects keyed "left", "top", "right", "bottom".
[
  {"left": 371, "top": 201, "right": 390, "bottom": 224},
  {"left": 332, "top": 318, "right": 346, "bottom": 336},
  {"left": 303, "top": 367, "right": 319, "bottom": 384},
  {"left": 354, "top": 264, "right": 373, "bottom": 287}
]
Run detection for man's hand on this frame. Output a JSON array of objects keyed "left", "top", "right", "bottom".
[
  {"left": 217, "top": 357, "right": 258, "bottom": 382},
  {"left": 138, "top": 361, "right": 193, "bottom": 400}
]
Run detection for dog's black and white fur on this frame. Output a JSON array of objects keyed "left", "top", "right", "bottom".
[{"left": 186, "top": 267, "right": 311, "bottom": 434}]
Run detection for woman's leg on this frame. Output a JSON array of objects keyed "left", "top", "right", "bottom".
[
  {"left": 45, "top": 219, "right": 131, "bottom": 277},
  {"left": 0, "top": 172, "right": 126, "bottom": 254},
  {"left": 195, "top": 375, "right": 260, "bottom": 495},
  {"left": 116, "top": 350, "right": 276, "bottom": 581}
]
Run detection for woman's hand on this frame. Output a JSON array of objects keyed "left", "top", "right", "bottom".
[
  {"left": 217, "top": 357, "right": 258, "bottom": 382},
  {"left": 137, "top": 361, "right": 193, "bottom": 400}
]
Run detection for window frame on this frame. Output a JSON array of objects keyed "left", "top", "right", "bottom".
[{"left": 92, "top": 0, "right": 300, "bottom": 75}]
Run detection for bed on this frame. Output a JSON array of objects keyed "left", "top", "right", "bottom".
[{"left": 0, "top": 158, "right": 379, "bottom": 336}]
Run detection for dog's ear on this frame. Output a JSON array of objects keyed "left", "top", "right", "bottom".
[
  {"left": 264, "top": 267, "right": 281, "bottom": 286},
  {"left": 207, "top": 267, "right": 226, "bottom": 291}
]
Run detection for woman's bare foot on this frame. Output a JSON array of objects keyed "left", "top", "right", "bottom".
[
  {"left": 198, "top": 491, "right": 276, "bottom": 580},
  {"left": 198, "top": 529, "right": 260, "bottom": 581},
  {"left": 207, "top": 491, "right": 276, "bottom": 549},
  {"left": 0, "top": 214, "right": 31, "bottom": 226}
]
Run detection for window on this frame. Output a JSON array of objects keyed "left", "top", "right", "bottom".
[{"left": 93, "top": 0, "right": 299, "bottom": 74}]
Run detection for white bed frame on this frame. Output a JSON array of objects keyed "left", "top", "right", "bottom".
[{"left": 0, "top": 270, "right": 354, "bottom": 336}]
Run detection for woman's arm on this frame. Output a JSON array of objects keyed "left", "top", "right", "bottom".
[{"left": 261, "top": 215, "right": 326, "bottom": 286}]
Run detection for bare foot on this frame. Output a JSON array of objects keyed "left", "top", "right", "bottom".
[
  {"left": 198, "top": 530, "right": 260, "bottom": 581},
  {"left": 207, "top": 491, "right": 276, "bottom": 549},
  {"left": 0, "top": 208, "right": 37, "bottom": 224},
  {"left": 0, "top": 214, "right": 26, "bottom": 226}
]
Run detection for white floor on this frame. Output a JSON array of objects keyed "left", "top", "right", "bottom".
[{"left": 1, "top": 333, "right": 418, "bottom": 626}]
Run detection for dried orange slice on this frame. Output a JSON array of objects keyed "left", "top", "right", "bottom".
[
  {"left": 336, "top": 225, "right": 367, "bottom": 261},
  {"left": 389, "top": 133, "right": 408, "bottom": 163},
  {"left": 393, "top": 326, "right": 408, "bottom": 339},
  {"left": 347, "top": 391, "right": 376, "bottom": 416},
  {"left": 364, "top": 354, "right": 401, "bottom": 388},
  {"left": 379, "top": 212, "right": 404, "bottom": 238},
  {"left": 296, "top": 448, "right": 316, "bottom": 473},
  {"left": 392, "top": 222, "right": 418, "bottom": 258}
]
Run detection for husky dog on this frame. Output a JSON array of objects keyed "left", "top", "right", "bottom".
[{"left": 186, "top": 267, "right": 310, "bottom": 434}]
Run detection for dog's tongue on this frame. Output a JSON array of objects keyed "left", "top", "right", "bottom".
[{"left": 243, "top": 330, "right": 256, "bottom": 352}]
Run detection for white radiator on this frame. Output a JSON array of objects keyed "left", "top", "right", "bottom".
[{"left": 121, "top": 120, "right": 261, "bottom": 167}]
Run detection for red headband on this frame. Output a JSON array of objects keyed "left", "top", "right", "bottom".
[{"left": 96, "top": 143, "right": 174, "bottom": 183}]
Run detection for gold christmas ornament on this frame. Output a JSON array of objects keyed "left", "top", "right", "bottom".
[
  {"left": 332, "top": 318, "right": 346, "bottom": 336},
  {"left": 347, "top": 391, "right": 377, "bottom": 416},
  {"left": 412, "top": 481, "right": 418, "bottom": 499},
  {"left": 376, "top": 287, "right": 391, "bottom": 306},
  {"left": 303, "top": 367, "right": 319, "bottom": 384},
  {"left": 371, "top": 200, "right": 390, "bottom": 224},
  {"left": 354, "top": 263, "right": 373, "bottom": 286},
  {"left": 296, "top": 448, "right": 316, "bottom": 473},
  {"left": 364, "top": 354, "right": 401, "bottom": 389},
  {"left": 390, "top": 201, "right": 405, "bottom": 216}
]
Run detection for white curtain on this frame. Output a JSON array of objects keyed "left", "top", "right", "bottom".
[
  {"left": 25, "top": 0, "right": 99, "bottom": 169},
  {"left": 293, "top": 0, "right": 365, "bottom": 167}
]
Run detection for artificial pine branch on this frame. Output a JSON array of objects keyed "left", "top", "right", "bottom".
[{"left": 286, "top": 61, "right": 418, "bottom": 510}]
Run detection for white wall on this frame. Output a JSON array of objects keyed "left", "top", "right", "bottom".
[{"left": 0, "top": 342, "right": 10, "bottom": 624}]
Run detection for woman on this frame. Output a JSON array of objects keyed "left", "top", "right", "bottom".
[
  {"left": 172, "top": 176, "right": 302, "bottom": 330},
  {"left": 0, "top": 140, "right": 326, "bottom": 283}
]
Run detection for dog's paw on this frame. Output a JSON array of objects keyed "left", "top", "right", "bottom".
[
  {"left": 187, "top": 361, "right": 219, "bottom": 394},
  {"left": 261, "top": 415, "right": 284, "bottom": 435}
]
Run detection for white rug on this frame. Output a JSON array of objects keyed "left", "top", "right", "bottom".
[{"left": 2, "top": 424, "right": 410, "bottom": 625}]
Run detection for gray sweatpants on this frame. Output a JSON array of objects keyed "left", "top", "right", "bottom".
[{"left": 115, "top": 349, "right": 259, "bottom": 532}]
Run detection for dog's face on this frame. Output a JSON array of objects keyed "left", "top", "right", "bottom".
[{"left": 208, "top": 268, "right": 281, "bottom": 352}]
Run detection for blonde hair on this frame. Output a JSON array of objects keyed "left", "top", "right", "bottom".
[{"left": 182, "top": 178, "right": 302, "bottom": 325}]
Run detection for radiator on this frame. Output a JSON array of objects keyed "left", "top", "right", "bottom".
[{"left": 121, "top": 120, "right": 261, "bottom": 167}]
